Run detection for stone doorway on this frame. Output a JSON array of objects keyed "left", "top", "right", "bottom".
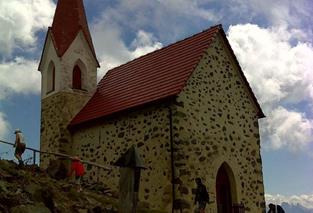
[{"left": 216, "top": 164, "right": 233, "bottom": 213}]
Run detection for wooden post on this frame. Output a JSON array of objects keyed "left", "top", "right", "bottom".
[
  {"left": 33, "top": 150, "right": 36, "bottom": 165},
  {"left": 114, "top": 145, "right": 145, "bottom": 213}
]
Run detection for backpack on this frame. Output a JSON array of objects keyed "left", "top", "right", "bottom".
[{"left": 204, "top": 188, "right": 210, "bottom": 203}]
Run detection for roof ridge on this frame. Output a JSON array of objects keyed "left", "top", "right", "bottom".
[{"left": 102, "top": 24, "right": 222, "bottom": 81}]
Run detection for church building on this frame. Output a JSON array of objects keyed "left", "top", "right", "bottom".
[{"left": 38, "top": 0, "right": 266, "bottom": 212}]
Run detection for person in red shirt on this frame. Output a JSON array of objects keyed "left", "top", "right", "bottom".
[{"left": 68, "top": 156, "right": 85, "bottom": 192}]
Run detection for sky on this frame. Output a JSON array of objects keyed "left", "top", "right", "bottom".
[{"left": 0, "top": 0, "right": 313, "bottom": 208}]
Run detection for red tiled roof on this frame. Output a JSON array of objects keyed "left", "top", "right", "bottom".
[
  {"left": 69, "top": 25, "right": 264, "bottom": 127},
  {"left": 40, "top": 0, "right": 99, "bottom": 68}
]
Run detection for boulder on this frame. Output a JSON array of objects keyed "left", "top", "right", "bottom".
[
  {"left": 0, "top": 180, "right": 8, "bottom": 192},
  {"left": 46, "top": 159, "right": 68, "bottom": 180}
]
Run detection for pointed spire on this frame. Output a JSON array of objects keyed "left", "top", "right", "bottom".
[{"left": 50, "top": 0, "right": 99, "bottom": 66}]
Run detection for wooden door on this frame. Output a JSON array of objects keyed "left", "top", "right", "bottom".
[{"left": 216, "top": 166, "right": 232, "bottom": 213}]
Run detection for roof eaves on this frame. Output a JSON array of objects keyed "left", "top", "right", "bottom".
[
  {"left": 38, "top": 28, "right": 53, "bottom": 71},
  {"left": 68, "top": 95, "right": 176, "bottom": 130},
  {"left": 79, "top": 26, "right": 100, "bottom": 67}
]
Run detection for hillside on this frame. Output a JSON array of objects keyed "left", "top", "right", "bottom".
[{"left": 0, "top": 160, "right": 163, "bottom": 213}]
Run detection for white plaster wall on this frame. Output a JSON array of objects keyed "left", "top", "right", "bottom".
[
  {"left": 39, "top": 32, "right": 61, "bottom": 99},
  {"left": 39, "top": 30, "right": 98, "bottom": 99},
  {"left": 61, "top": 31, "right": 98, "bottom": 93}
]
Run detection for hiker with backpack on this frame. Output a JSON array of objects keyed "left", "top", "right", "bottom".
[
  {"left": 13, "top": 129, "right": 26, "bottom": 166},
  {"left": 194, "top": 177, "right": 210, "bottom": 213},
  {"left": 68, "top": 156, "right": 85, "bottom": 192}
]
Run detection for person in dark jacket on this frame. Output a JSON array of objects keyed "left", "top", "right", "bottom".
[
  {"left": 194, "top": 178, "right": 209, "bottom": 213},
  {"left": 268, "top": 203, "right": 285, "bottom": 213}
]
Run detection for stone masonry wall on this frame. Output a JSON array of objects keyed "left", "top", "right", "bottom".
[
  {"left": 40, "top": 91, "right": 91, "bottom": 167},
  {"left": 171, "top": 33, "right": 265, "bottom": 212},
  {"left": 72, "top": 104, "right": 173, "bottom": 211}
]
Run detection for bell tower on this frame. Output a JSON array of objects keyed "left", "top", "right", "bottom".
[{"left": 38, "top": 0, "right": 99, "bottom": 167}]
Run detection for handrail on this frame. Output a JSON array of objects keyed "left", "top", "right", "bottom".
[{"left": 0, "top": 139, "right": 111, "bottom": 171}]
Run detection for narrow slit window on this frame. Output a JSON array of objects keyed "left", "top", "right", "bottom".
[
  {"left": 73, "top": 65, "right": 82, "bottom": 90},
  {"left": 47, "top": 63, "right": 55, "bottom": 93}
]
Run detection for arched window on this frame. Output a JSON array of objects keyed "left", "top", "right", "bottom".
[
  {"left": 47, "top": 62, "right": 55, "bottom": 93},
  {"left": 72, "top": 65, "right": 82, "bottom": 89}
]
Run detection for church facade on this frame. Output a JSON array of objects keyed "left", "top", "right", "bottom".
[{"left": 39, "top": 0, "right": 266, "bottom": 212}]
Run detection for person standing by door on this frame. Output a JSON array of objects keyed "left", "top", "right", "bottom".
[
  {"left": 268, "top": 203, "right": 285, "bottom": 213},
  {"left": 194, "top": 177, "right": 210, "bottom": 213}
]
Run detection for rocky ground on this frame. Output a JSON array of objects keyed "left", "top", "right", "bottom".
[{"left": 0, "top": 160, "right": 163, "bottom": 213}]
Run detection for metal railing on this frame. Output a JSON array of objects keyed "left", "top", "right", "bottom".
[
  {"left": 0, "top": 139, "right": 39, "bottom": 164},
  {"left": 0, "top": 139, "right": 111, "bottom": 171}
]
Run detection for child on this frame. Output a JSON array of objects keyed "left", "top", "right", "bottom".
[{"left": 68, "top": 156, "right": 85, "bottom": 192}]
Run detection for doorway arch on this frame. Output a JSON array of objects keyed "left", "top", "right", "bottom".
[{"left": 216, "top": 162, "right": 236, "bottom": 213}]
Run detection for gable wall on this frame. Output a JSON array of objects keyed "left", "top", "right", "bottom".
[
  {"left": 61, "top": 31, "right": 98, "bottom": 93},
  {"left": 40, "top": 31, "right": 97, "bottom": 99},
  {"left": 39, "top": 33, "right": 61, "bottom": 98},
  {"left": 72, "top": 103, "right": 173, "bottom": 211},
  {"left": 171, "top": 33, "right": 265, "bottom": 212}
]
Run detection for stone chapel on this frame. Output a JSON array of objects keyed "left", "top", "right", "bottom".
[{"left": 38, "top": 0, "right": 266, "bottom": 212}]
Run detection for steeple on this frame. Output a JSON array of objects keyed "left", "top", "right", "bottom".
[
  {"left": 38, "top": 0, "right": 99, "bottom": 168},
  {"left": 51, "top": 0, "right": 99, "bottom": 66},
  {"left": 39, "top": 0, "right": 99, "bottom": 68}
]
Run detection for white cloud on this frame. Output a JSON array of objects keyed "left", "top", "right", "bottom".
[
  {"left": 261, "top": 107, "right": 312, "bottom": 152},
  {"left": 92, "top": 20, "right": 162, "bottom": 79},
  {"left": 92, "top": 0, "right": 219, "bottom": 44},
  {"left": 155, "top": 0, "right": 217, "bottom": 21},
  {"left": 266, "top": 194, "right": 313, "bottom": 209},
  {"left": 0, "top": 112, "right": 10, "bottom": 139},
  {"left": 227, "top": 24, "right": 313, "bottom": 153},
  {"left": 0, "top": 57, "right": 41, "bottom": 99},
  {"left": 228, "top": 24, "right": 313, "bottom": 107},
  {"left": 230, "top": 0, "right": 312, "bottom": 30},
  {"left": 0, "top": 0, "right": 55, "bottom": 56},
  {"left": 130, "top": 30, "right": 163, "bottom": 58}
]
